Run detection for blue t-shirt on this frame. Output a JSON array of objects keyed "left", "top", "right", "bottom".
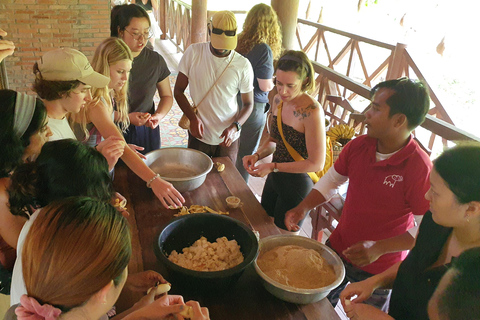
[{"left": 244, "top": 43, "right": 274, "bottom": 103}]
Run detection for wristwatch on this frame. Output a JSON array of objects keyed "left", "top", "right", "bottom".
[
  {"left": 273, "top": 163, "right": 279, "bottom": 173},
  {"left": 233, "top": 121, "right": 241, "bottom": 131}
]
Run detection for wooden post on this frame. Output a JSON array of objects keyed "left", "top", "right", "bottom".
[
  {"left": 191, "top": 0, "right": 208, "bottom": 45},
  {"left": 386, "top": 42, "right": 407, "bottom": 80},
  {"left": 271, "top": 0, "right": 300, "bottom": 50},
  {"left": 159, "top": 0, "right": 167, "bottom": 40}
]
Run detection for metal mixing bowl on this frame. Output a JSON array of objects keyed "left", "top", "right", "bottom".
[
  {"left": 144, "top": 147, "right": 213, "bottom": 193},
  {"left": 254, "top": 235, "right": 345, "bottom": 304}
]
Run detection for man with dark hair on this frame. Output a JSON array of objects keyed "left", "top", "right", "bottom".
[
  {"left": 174, "top": 11, "right": 254, "bottom": 164},
  {"left": 285, "top": 78, "right": 432, "bottom": 311},
  {"left": 428, "top": 247, "right": 480, "bottom": 320}
]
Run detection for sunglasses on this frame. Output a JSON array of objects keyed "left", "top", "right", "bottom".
[{"left": 211, "top": 27, "right": 236, "bottom": 37}]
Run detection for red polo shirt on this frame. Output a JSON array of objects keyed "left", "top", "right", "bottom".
[{"left": 329, "top": 135, "right": 432, "bottom": 274}]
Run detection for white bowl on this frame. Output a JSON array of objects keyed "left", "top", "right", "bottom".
[{"left": 254, "top": 235, "right": 345, "bottom": 304}]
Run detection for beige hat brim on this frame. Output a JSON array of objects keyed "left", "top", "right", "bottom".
[
  {"left": 78, "top": 71, "right": 110, "bottom": 88},
  {"left": 211, "top": 33, "right": 237, "bottom": 51}
]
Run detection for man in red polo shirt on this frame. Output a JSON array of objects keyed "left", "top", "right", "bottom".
[{"left": 285, "top": 78, "right": 432, "bottom": 310}]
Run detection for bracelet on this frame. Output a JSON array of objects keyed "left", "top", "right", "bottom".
[
  {"left": 146, "top": 173, "right": 161, "bottom": 188},
  {"left": 254, "top": 152, "right": 260, "bottom": 160}
]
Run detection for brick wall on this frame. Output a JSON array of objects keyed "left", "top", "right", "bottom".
[{"left": 0, "top": 0, "right": 110, "bottom": 93}]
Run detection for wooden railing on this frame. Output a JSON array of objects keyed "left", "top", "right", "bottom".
[
  {"left": 159, "top": 0, "right": 192, "bottom": 53},
  {"left": 295, "top": 18, "right": 475, "bottom": 153},
  {"left": 158, "top": 1, "right": 246, "bottom": 53}
]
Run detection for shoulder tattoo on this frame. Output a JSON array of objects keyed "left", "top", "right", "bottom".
[
  {"left": 293, "top": 104, "right": 318, "bottom": 120},
  {"left": 273, "top": 96, "right": 281, "bottom": 106}
]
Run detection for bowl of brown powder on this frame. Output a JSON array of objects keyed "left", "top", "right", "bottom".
[{"left": 254, "top": 235, "right": 345, "bottom": 304}]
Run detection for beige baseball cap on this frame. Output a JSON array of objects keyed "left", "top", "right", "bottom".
[
  {"left": 210, "top": 11, "right": 237, "bottom": 51},
  {"left": 37, "top": 48, "right": 110, "bottom": 88}
]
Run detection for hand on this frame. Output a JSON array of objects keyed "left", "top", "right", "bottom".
[
  {"left": 145, "top": 113, "right": 162, "bottom": 129},
  {"left": 129, "top": 112, "right": 151, "bottom": 127},
  {"left": 125, "top": 270, "right": 167, "bottom": 293},
  {"left": 343, "top": 301, "right": 393, "bottom": 320},
  {"left": 184, "top": 300, "right": 210, "bottom": 320},
  {"left": 127, "top": 293, "right": 185, "bottom": 319},
  {"left": 128, "top": 144, "right": 146, "bottom": 159},
  {"left": 219, "top": 124, "right": 237, "bottom": 147},
  {"left": 246, "top": 162, "right": 273, "bottom": 178},
  {"left": 150, "top": 176, "right": 185, "bottom": 209},
  {"left": 284, "top": 206, "right": 308, "bottom": 232},
  {"left": 112, "top": 192, "right": 129, "bottom": 217},
  {"left": 342, "top": 240, "right": 382, "bottom": 267},
  {"left": 0, "top": 28, "right": 15, "bottom": 63},
  {"left": 190, "top": 116, "right": 204, "bottom": 139},
  {"left": 339, "top": 279, "right": 377, "bottom": 307},
  {"left": 242, "top": 154, "right": 258, "bottom": 172},
  {"left": 96, "top": 136, "right": 125, "bottom": 171}
]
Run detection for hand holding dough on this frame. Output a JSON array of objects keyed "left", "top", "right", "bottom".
[
  {"left": 147, "top": 283, "right": 171, "bottom": 296},
  {"left": 179, "top": 305, "right": 194, "bottom": 319}
]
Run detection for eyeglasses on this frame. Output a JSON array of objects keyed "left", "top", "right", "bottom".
[{"left": 124, "top": 28, "right": 153, "bottom": 40}]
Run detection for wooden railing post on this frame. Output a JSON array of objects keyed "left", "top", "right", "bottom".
[
  {"left": 271, "top": 0, "right": 300, "bottom": 50},
  {"left": 191, "top": 0, "right": 207, "bottom": 46},
  {"left": 386, "top": 42, "right": 407, "bottom": 80},
  {"left": 159, "top": 0, "right": 167, "bottom": 40}
]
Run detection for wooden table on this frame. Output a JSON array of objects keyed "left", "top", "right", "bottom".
[{"left": 113, "top": 157, "right": 340, "bottom": 320}]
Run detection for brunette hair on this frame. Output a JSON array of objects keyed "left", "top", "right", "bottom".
[
  {"left": 275, "top": 50, "right": 315, "bottom": 94},
  {"left": 236, "top": 4, "right": 282, "bottom": 59},
  {"left": 110, "top": 4, "right": 151, "bottom": 37},
  {"left": 433, "top": 142, "right": 480, "bottom": 205},
  {"left": 438, "top": 247, "right": 480, "bottom": 320},
  {"left": 0, "top": 90, "right": 48, "bottom": 178},
  {"left": 22, "top": 197, "right": 131, "bottom": 312},
  {"left": 32, "top": 63, "right": 82, "bottom": 101},
  {"left": 8, "top": 139, "right": 114, "bottom": 218},
  {"left": 71, "top": 37, "right": 132, "bottom": 140},
  {"left": 370, "top": 77, "right": 430, "bottom": 131}
]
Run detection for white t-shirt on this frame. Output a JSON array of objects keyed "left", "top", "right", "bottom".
[
  {"left": 47, "top": 117, "right": 76, "bottom": 141},
  {"left": 10, "top": 209, "right": 41, "bottom": 306},
  {"left": 178, "top": 42, "right": 254, "bottom": 145}
]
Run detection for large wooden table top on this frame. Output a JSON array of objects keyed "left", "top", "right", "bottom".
[{"left": 113, "top": 156, "right": 340, "bottom": 320}]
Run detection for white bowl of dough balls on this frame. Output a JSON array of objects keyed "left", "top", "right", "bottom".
[{"left": 254, "top": 235, "right": 345, "bottom": 304}]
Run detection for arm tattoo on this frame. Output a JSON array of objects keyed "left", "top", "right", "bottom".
[{"left": 293, "top": 104, "right": 317, "bottom": 120}]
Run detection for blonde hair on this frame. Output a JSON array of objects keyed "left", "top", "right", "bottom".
[
  {"left": 22, "top": 197, "right": 131, "bottom": 312},
  {"left": 275, "top": 50, "right": 315, "bottom": 94},
  {"left": 71, "top": 38, "right": 132, "bottom": 140},
  {"left": 236, "top": 4, "right": 282, "bottom": 59}
]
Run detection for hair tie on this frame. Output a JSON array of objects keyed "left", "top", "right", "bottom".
[
  {"left": 16, "top": 295, "right": 62, "bottom": 320},
  {"left": 14, "top": 92, "right": 37, "bottom": 138},
  {"left": 278, "top": 54, "right": 308, "bottom": 72}
]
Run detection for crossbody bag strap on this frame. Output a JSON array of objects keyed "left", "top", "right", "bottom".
[
  {"left": 277, "top": 101, "right": 305, "bottom": 162},
  {"left": 277, "top": 101, "right": 320, "bottom": 182},
  {"left": 195, "top": 51, "right": 236, "bottom": 108}
]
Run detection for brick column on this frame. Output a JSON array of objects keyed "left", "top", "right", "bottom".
[{"left": 0, "top": 0, "right": 110, "bottom": 92}]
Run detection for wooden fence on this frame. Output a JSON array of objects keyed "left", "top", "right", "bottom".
[{"left": 296, "top": 18, "right": 479, "bottom": 153}]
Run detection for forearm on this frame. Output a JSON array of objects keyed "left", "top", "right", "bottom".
[
  {"left": 174, "top": 91, "right": 196, "bottom": 120},
  {"left": 254, "top": 140, "right": 276, "bottom": 159},
  {"left": 367, "top": 261, "right": 402, "bottom": 290},
  {"left": 373, "top": 231, "right": 415, "bottom": 256},
  {"left": 235, "top": 100, "right": 253, "bottom": 125},
  {"left": 273, "top": 159, "right": 322, "bottom": 174},
  {"left": 154, "top": 95, "right": 173, "bottom": 120},
  {"left": 121, "top": 146, "right": 158, "bottom": 182},
  {"left": 298, "top": 189, "right": 327, "bottom": 213}
]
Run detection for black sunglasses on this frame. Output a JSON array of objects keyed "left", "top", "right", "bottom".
[{"left": 211, "top": 27, "right": 236, "bottom": 37}]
